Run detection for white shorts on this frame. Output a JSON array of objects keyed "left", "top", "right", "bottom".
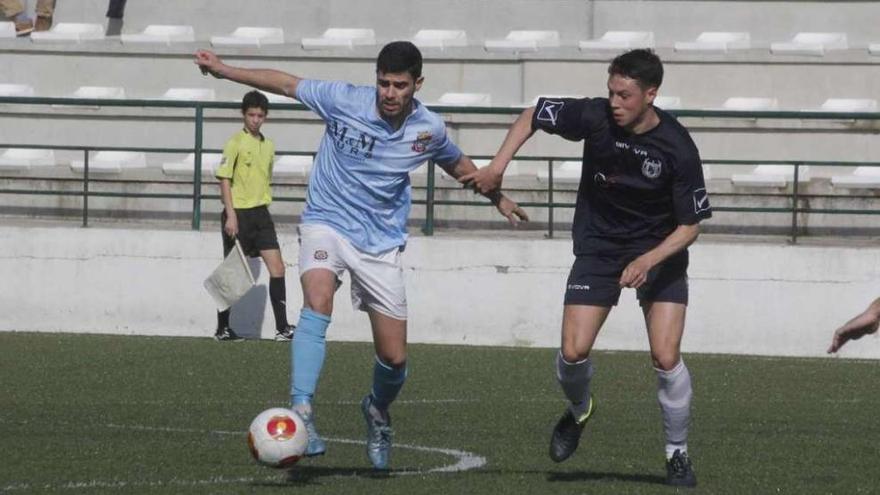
[{"left": 297, "top": 223, "right": 407, "bottom": 320}]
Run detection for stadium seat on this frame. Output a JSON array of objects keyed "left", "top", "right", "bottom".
[
  {"left": 121, "top": 25, "right": 196, "bottom": 45},
  {"left": 31, "top": 23, "right": 105, "bottom": 43},
  {"left": 578, "top": 31, "right": 655, "bottom": 51},
  {"left": 810, "top": 98, "right": 878, "bottom": 112},
  {"left": 0, "top": 21, "right": 15, "bottom": 38},
  {"left": 301, "top": 28, "right": 375, "bottom": 50},
  {"left": 440, "top": 159, "right": 519, "bottom": 180},
  {"left": 71, "top": 151, "right": 147, "bottom": 175},
  {"left": 273, "top": 155, "right": 312, "bottom": 178},
  {"left": 702, "top": 164, "right": 713, "bottom": 181},
  {"left": 484, "top": 30, "right": 560, "bottom": 52},
  {"left": 0, "top": 83, "right": 35, "bottom": 97},
  {"left": 654, "top": 96, "right": 683, "bottom": 110},
  {"left": 869, "top": 43, "right": 880, "bottom": 55},
  {"left": 731, "top": 165, "right": 811, "bottom": 187},
  {"left": 831, "top": 166, "right": 880, "bottom": 189},
  {"left": 160, "top": 88, "right": 216, "bottom": 101},
  {"left": 721, "top": 97, "right": 779, "bottom": 111},
  {"left": 72, "top": 86, "right": 126, "bottom": 100},
  {"left": 674, "top": 32, "right": 751, "bottom": 52},
  {"left": 256, "top": 90, "right": 292, "bottom": 105},
  {"left": 0, "top": 148, "right": 56, "bottom": 171},
  {"left": 435, "top": 92, "right": 492, "bottom": 106},
  {"left": 411, "top": 29, "right": 468, "bottom": 49},
  {"left": 211, "top": 27, "right": 283, "bottom": 47},
  {"left": 537, "top": 160, "right": 581, "bottom": 183},
  {"left": 770, "top": 32, "right": 848, "bottom": 56},
  {"left": 161, "top": 153, "right": 222, "bottom": 177}
]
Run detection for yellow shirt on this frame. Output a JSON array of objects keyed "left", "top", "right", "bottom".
[{"left": 215, "top": 129, "right": 275, "bottom": 209}]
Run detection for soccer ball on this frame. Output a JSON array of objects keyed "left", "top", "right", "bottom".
[{"left": 247, "top": 408, "right": 309, "bottom": 468}]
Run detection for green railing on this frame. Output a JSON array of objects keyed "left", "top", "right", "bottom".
[{"left": 2, "top": 96, "right": 880, "bottom": 242}]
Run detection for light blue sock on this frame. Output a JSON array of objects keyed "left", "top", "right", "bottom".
[
  {"left": 290, "top": 308, "right": 331, "bottom": 406},
  {"left": 370, "top": 356, "right": 407, "bottom": 411}
]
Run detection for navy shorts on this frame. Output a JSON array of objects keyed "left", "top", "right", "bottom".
[
  {"left": 221, "top": 205, "right": 280, "bottom": 258},
  {"left": 564, "top": 249, "right": 689, "bottom": 307}
]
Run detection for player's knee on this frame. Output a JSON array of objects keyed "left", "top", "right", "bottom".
[
  {"left": 303, "top": 295, "right": 333, "bottom": 316},
  {"left": 561, "top": 346, "right": 590, "bottom": 363},
  {"left": 651, "top": 352, "right": 680, "bottom": 371},
  {"left": 376, "top": 351, "right": 407, "bottom": 369}
]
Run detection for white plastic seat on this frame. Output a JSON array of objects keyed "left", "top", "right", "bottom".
[
  {"left": 579, "top": 31, "right": 655, "bottom": 51},
  {"left": 770, "top": 32, "right": 848, "bottom": 56},
  {"left": 439, "top": 159, "right": 519, "bottom": 181},
  {"left": 256, "top": 90, "right": 291, "bottom": 105},
  {"left": 31, "top": 23, "right": 105, "bottom": 43},
  {"left": 831, "top": 166, "right": 880, "bottom": 188},
  {"left": 411, "top": 29, "right": 467, "bottom": 49},
  {"left": 161, "top": 153, "right": 222, "bottom": 176},
  {"left": 301, "top": 28, "right": 375, "bottom": 50},
  {"left": 813, "top": 98, "right": 878, "bottom": 112},
  {"left": 674, "top": 32, "right": 750, "bottom": 53},
  {"left": 537, "top": 160, "right": 581, "bottom": 183},
  {"left": 702, "top": 165, "right": 713, "bottom": 181},
  {"left": 654, "top": 96, "right": 683, "bottom": 110},
  {"left": 121, "top": 25, "right": 195, "bottom": 44},
  {"left": 722, "top": 97, "right": 779, "bottom": 111},
  {"left": 71, "top": 151, "right": 146, "bottom": 175},
  {"left": 436, "top": 92, "right": 492, "bottom": 106},
  {"left": 0, "top": 21, "right": 15, "bottom": 38},
  {"left": 869, "top": 44, "right": 880, "bottom": 56},
  {"left": 0, "top": 148, "right": 56, "bottom": 171},
  {"left": 0, "top": 83, "right": 35, "bottom": 97},
  {"left": 211, "top": 27, "right": 284, "bottom": 47},
  {"left": 161, "top": 88, "right": 216, "bottom": 101},
  {"left": 71, "top": 86, "right": 127, "bottom": 100},
  {"left": 528, "top": 95, "right": 584, "bottom": 106},
  {"left": 484, "top": 30, "right": 560, "bottom": 52},
  {"left": 273, "top": 155, "right": 312, "bottom": 178},
  {"left": 731, "top": 165, "right": 811, "bottom": 188}
]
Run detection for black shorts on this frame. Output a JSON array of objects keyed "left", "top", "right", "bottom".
[
  {"left": 221, "top": 205, "right": 280, "bottom": 258},
  {"left": 564, "top": 249, "right": 689, "bottom": 307}
]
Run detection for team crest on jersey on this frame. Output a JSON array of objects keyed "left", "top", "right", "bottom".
[
  {"left": 313, "top": 250, "right": 328, "bottom": 261},
  {"left": 641, "top": 158, "right": 663, "bottom": 179},
  {"left": 537, "top": 99, "right": 564, "bottom": 126},
  {"left": 411, "top": 131, "right": 432, "bottom": 153}
]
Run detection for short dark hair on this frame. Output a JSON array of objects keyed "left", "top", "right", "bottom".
[
  {"left": 608, "top": 49, "right": 663, "bottom": 90},
  {"left": 376, "top": 41, "right": 423, "bottom": 80},
  {"left": 241, "top": 90, "right": 269, "bottom": 114}
]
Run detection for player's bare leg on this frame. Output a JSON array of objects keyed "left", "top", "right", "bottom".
[
  {"left": 361, "top": 309, "right": 407, "bottom": 470},
  {"left": 550, "top": 304, "right": 610, "bottom": 462},
  {"left": 643, "top": 301, "right": 696, "bottom": 487},
  {"left": 260, "top": 248, "right": 295, "bottom": 340},
  {"left": 290, "top": 268, "right": 337, "bottom": 457}
]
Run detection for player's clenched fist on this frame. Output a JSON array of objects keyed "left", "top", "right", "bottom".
[{"left": 195, "top": 49, "right": 224, "bottom": 78}]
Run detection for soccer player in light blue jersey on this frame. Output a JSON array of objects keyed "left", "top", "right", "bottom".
[{"left": 195, "top": 42, "right": 528, "bottom": 470}]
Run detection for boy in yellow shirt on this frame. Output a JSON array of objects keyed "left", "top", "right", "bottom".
[{"left": 214, "top": 90, "right": 295, "bottom": 342}]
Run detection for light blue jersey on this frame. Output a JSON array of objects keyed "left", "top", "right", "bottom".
[{"left": 295, "top": 79, "right": 463, "bottom": 254}]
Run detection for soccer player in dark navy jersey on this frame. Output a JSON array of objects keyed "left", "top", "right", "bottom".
[{"left": 462, "top": 49, "right": 710, "bottom": 487}]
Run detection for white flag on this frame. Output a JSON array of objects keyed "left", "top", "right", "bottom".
[{"left": 203, "top": 239, "right": 256, "bottom": 311}]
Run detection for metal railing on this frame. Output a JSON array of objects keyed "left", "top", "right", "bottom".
[{"left": 2, "top": 96, "right": 880, "bottom": 242}]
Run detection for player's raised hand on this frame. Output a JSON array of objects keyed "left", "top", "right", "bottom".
[
  {"left": 195, "top": 49, "right": 224, "bottom": 78},
  {"left": 827, "top": 307, "right": 880, "bottom": 353},
  {"left": 459, "top": 160, "right": 505, "bottom": 195},
  {"left": 495, "top": 195, "right": 529, "bottom": 227}
]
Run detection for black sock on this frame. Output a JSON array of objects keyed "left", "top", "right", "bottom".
[
  {"left": 217, "top": 309, "right": 230, "bottom": 331},
  {"left": 269, "top": 277, "right": 289, "bottom": 331}
]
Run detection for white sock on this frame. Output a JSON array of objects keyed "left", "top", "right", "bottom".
[
  {"left": 556, "top": 351, "right": 593, "bottom": 418},
  {"left": 656, "top": 360, "right": 692, "bottom": 459}
]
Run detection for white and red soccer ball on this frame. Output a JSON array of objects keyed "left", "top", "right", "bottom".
[{"left": 247, "top": 408, "right": 308, "bottom": 468}]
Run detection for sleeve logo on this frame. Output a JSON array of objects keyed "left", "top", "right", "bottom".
[
  {"left": 536, "top": 99, "right": 564, "bottom": 126},
  {"left": 693, "top": 188, "right": 710, "bottom": 214}
]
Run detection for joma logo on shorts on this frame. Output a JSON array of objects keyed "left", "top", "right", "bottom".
[{"left": 314, "top": 250, "right": 328, "bottom": 261}]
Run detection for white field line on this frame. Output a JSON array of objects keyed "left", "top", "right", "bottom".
[{"left": 0, "top": 423, "right": 487, "bottom": 492}]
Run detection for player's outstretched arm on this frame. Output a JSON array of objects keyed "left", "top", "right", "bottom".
[
  {"left": 459, "top": 107, "right": 536, "bottom": 195},
  {"left": 194, "top": 50, "right": 301, "bottom": 98},
  {"left": 828, "top": 298, "right": 880, "bottom": 353},
  {"left": 442, "top": 155, "right": 529, "bottom": 227}
]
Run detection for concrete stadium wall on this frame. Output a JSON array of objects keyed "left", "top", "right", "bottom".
[{"left": 2, "top": 224, "right": 879, "bottom": 360}]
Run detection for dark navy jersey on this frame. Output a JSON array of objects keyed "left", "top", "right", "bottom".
[{"left": 532, "top": 96, "right": 712, "bottom": 255}]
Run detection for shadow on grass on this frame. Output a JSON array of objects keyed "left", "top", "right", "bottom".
[
  {"left": 249, "top": 466, "right": 391, "bottom": 487},
  {"left": 547, "top": 470, "right": 666, "bottom": 486}
]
